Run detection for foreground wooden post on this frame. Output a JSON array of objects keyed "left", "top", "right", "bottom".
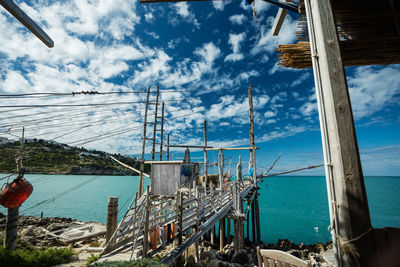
[
  {"left": 305, "top": 0, "right": 377, "bottom": 266},
  {"left": 106, "top": 197, "right": 118, "bottom": 244},
  {"left": 4, "top": 207, "right": 19, "bottom": 250},
  {"left": 142, "top": 187, "right": 150, "bottom": 258}
]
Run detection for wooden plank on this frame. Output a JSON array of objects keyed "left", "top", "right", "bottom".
[
  {"left": 204, "top": 147, "right": 259, "bottom": 151},
  {"left": 111, "top": 156, "right": 150, "bottom": 177},
  {"left": 272, "top": 8, "right": 288, "bottom": 36},
  {"left": 0, "top": 0, "right": 54, "bottom": 47},
  {"left": 305, "top": 0, "right": 377, "bottom": 266},
  {"left": 260, "top": 249, "right": 308, "bottom": 267}
]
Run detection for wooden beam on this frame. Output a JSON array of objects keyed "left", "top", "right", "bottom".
[
  {"left": 0, "top": 0, "right": 54, "bottom": 47},
  {"left": 169, "top": 145, "right": 213, "bottom": 149},
  {"left": 304, "top": 0, "right": 377, "bottom": 266},
  {"left": 110, "top": 156, "right": 150, "bottom": 178},
  {"left": 204, "top": 147, "right": 259, "bottom": 151},
  {"left": 272, "top": 8, "right": 288, "bottom": 36}
]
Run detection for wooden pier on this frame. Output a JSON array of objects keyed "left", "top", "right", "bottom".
[
  {"left": 99, "top": 170, "right": 258, "bottom": 265},
  {"left": 98, "top": 84, "right": 261, "bottom": 265}
]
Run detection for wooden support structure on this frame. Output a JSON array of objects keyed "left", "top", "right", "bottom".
[
  {"left": 151, "top": 86, "right": 160, "bottom": 160},
  {"left": 139, "top": 87, "right": 151, "bottom": 197},
  {"left": 142, "top": 187, "right": 150, "bottom": 258},
  {"left": 0, "top": 0, "right": 54, "bottom": 47},
  {"left": 4, "top": 207, "right": 19, "bottom": 250},
  {"left": 106, "top": 197, "right": 118, "bottom": 244},
  {"left": 248, "top": 84, "right": 261, "bottom": 243},
  {"left": 159, "top": 102, "right": 165, "bottom": 161},
  {"left": 167, "top": 133, "right": 170, "bottom": 161},
  {"left": 304, "top": 0, "right": 377, "bottom": 266}
]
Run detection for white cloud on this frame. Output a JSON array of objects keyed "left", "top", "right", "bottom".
[
  {"left": 174, "top": 2, "right": 200, "bottom": 28},
  {"left": 348, "top": 65, "right": 400, "bottom": 119},
  {"left": 144, "top": 13, "right": 155, "bottom": 23},
  {"left": 259, "top": 125, "right": 306, "bottom": 143},
  {"left": 212, "top": 1, "right": 231, "bottom": 11},
  {"left": 225, "top": 32, "right": 246, "bottom": 62},
  {"left": 251, "top": 15, "right": 297, "bottom": 56},
  {"left": 229, "top": 14, "right": 247, "bottom": 25},
  {"left": 291, "top": 73, "right": 311, "bottom": 87},
  {"left": 264, "top": 111, "right": 276, "bottom": 118},
  {"left": 175, "top": 2, "right": 190, "bottom": 17}
]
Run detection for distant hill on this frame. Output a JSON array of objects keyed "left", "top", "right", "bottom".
[{"left": 0, "top": 139, "right": 149, "bottom": 175}]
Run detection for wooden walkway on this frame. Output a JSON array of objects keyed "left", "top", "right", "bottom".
[{"left": 99, "top": 177, "right": 257, "bottom": 265}]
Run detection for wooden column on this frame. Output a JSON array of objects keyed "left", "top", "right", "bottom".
[
  {"left": 305, "top": 0, "right": 377, "bottom": 266},
  {"left": 4, "top": 207, "right": 19, "bottom": 250},
  {"left": 248, "top": 84, "right": 261, "bottom": 242},
  {"left": 139, "top": 87, "right": 151, "bottom": 197},
  {"left": 159, "top": 102, "right": 165, "bottom": 161},
  {"left": 167, "top": 133, "right": 170, "bottom": 161},
  {"left": 142, "top": 186, "right": 150, "bottom": 258},
  {"left": 152, "top": 86, "right": 160, "bottom": 160},
  {"left": 203, "top": 120, "right": 208, "bottom": 188},
  {"left": 106, "top": 197, "right": 118, "bottom": 244}
]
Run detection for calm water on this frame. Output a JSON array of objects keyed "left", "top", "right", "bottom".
[{"left": 1, "top": 175, "right": 399, "bottom": 244}]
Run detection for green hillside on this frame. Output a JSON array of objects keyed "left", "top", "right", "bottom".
[{"left": 0, "top": 139, "right": 149, "bottom": 175}]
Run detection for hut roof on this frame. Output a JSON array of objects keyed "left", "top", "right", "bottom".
[{"left": 277, "top": 0, "right": 400, "bottom": 68}]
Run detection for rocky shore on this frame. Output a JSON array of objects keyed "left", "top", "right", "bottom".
[{"left": 0, "top": 214, "right": 333, "bottom": 266}]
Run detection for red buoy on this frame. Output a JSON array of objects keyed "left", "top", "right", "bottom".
[{"left": 0, "top": 178, "right": 33, "bottom": 208}]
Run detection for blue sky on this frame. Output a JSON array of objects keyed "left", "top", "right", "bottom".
[{"left": 0, "top": 0, "right": 399, "bottom": 176}]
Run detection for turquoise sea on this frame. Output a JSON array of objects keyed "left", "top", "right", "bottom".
[{"left": 1, "top": 175, "right": 399, "bottom": 244}]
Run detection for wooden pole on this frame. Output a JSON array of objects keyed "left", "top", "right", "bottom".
[
  {"left": 203, "top": 120, "right": 208, "bottom": 187},
  {"left": 248, "top": 84, "right": 257, "bottom": 185},
  {"left": 159, "top": 102, "right": 165, "bottom": 161},
  {"left": 248, "top": 84, "right": 261, "bottom": 242},
  {"left": 219, "top": 217, "right": 224, "bottom": 250},
  {"left": 152, "top": 86, "right": 160, "bottom": 160},
  {"left": 142, "top": 186, "right": 150, "bottom": 258},
  {"left": 167, "top": 133, "right": 170, "bottom": 161},
  {"left": 4, "top": 207, "right": 19, "bottom": 250},
  {"left": 139, "top": 87, "right": 151, "bottom": 197},
  {"left": 305, "top": 0, "right": 377, "bottom": 266},
  {"left": 251, "top": 200, "right": 256, "bottom": 243},
  {"left": 106, "top": 197, "right": 118, "bottom": 244}
]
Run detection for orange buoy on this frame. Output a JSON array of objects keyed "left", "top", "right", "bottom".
[{"left": 0, "top": 178, "right": 33, "bottom": 208}]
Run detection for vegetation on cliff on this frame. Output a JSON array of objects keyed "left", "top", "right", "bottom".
[{"left": 0, "top": 139, "right": 149, "bottom": 175}]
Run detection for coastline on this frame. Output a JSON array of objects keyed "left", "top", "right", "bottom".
[{"left": 0, "top": 214, "right": 333, "bottom": 266}]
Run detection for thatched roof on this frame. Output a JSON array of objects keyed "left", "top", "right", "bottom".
[{"left": 277, "top": 0, "right": 400, "bottom": 68}]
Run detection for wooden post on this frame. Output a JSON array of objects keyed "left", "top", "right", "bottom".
[
  {"left": 203, "top": 120, "right": 208, "bottom": 189},
  {"left": 248, "top": 84, "right": 261, "bottom": 242},
  {"left": 254, "top": 196, "right": 261, "bottom": 243},
  {"left": 210, "top": 183, "right": 215, "bottom": 246},
  {"left": 251, "top": 200, "right": 256, "bottom": 243},
  {"left": 219, "top": 217, "right": 224, "bottom": 250},
  {"left": 106, "top": 197, "right": 118, "bottom": 244},
  {"left": 142, "top": 186, "right": 150, "bottom": 258},
  {"left": 167, "top": 133, "right": 170, "bottom": 161},
  {"left": 227, "top": 217, "right": 231, "bottom": 245},
  {"left": 152, "top": 86, "right": 160, "bottom": 160},
  {"left": 304, "top": 0, "right": 377, "bottom": 266},
  {"left": 4, "top": 207, "right": 19, "bottom": 250},
  {"left": 248, "top": 84, "right": 257, "bottom": 185},
  {"left": 139, "top": 87, "right": 151, "bottom": 197},
  {"left": 159, "top": 102, "right": 165, "bottom": 161},
  {"left": 178, "top": 191, "right": 183, "bottom": 245}
]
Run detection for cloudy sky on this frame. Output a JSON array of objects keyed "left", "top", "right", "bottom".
[{"left": 0, "top": 0, "right": 399, "bottom": 176}]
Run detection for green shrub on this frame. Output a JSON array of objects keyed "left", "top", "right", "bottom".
[
  {"left": 87, "top": 253, "right": 100, "bottom": 265},
  {"left": 0, "top": 245, "right": 73, "bottom": 267},
  {"left": 93, "top": 258, "right": 167, "bottom": 267}
]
